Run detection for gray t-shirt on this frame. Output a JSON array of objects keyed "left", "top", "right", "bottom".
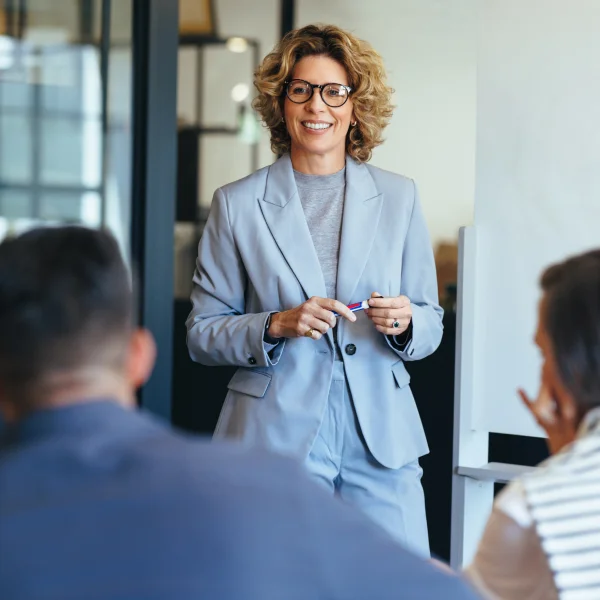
[{"left": 294, "top": 167, "right": 346, "bottom": 300}]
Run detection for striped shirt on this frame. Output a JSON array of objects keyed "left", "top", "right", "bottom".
[
  {"left": 524, "top": 410, "right": 600, "bottom": 600},
  {"left": 465, "top": 407, "right": 600, "bottom": 600}
]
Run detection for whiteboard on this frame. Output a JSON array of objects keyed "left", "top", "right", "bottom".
[{"left": 470, "top": 0, "right": 600, "bottom": 437}]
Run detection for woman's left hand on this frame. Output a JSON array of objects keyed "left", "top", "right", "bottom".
[{"left": 365, "top": 292, "right": 412, "bottom": 335}]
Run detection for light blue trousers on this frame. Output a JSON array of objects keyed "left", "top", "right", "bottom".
[{"left": 306, "top": 360, "right": 430, "bottom": 558}]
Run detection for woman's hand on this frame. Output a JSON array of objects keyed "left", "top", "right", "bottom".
[
  {"left": 365, "top": 292, "right": 412, "bottom": 335},
  {"left": 518, "top": 373, "right": 578, "bottom": 455},
  {"left": 268, "top": 297, "right": 356, "bottom": 340}
]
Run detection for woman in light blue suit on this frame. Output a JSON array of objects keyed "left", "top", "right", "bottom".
[{"left": 187, "top": 24, "right": 443, "bottom": 557}]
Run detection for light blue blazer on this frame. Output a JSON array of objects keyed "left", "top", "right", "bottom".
[{"left": 186, "top": 154, "right": 443, "bottom": 469}]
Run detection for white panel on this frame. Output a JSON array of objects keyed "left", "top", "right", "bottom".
[{"left": 473, "top": 0, "right": 600, "bottom": 436}]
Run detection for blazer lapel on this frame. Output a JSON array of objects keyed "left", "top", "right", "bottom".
[
  {"left": 336, "top": 156, "right": 383, "bottom": 305},
  {"left": 258, "top": 154, "right": 327, "bottom": 301}
]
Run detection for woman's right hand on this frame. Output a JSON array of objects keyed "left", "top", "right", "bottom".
[
  {"left": 268, "top": 297, "right": 357, "bottom": 340},
  {"left": 518, "top": 366, "right": 578, "bottom": 455}
]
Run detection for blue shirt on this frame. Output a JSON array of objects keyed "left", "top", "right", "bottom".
[{"left": 0, "top": 400, "right": 477, "bottom": 600}]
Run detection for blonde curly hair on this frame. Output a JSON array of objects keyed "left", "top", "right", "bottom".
[{"left": 252, "top": 24, "right": 394, "bottom": 163}]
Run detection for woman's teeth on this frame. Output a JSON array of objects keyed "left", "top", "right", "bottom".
[{"left": 303, "top": 122, "right": 332, "bottom": 130}]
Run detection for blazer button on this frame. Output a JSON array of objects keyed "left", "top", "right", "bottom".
[
  {"left": 248, "top": 356, "right": 257, "bottom": 365},
  {"left": 345, "top": 343, "right": 357, "bottom": 356}
]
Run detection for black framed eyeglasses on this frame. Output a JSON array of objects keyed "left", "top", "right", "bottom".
[{"left": 284, "top": 79, "right": 353, "bottom": 108}]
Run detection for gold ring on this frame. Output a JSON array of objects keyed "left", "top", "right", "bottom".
[{"left": 304, "top": 328, "right": 314, "bottom": 338}]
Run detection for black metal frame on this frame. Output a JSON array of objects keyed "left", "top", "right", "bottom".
[
  {"left": 131, "top": 0, "right": 179, "bottom": 420},
  {"left": 98, "top": 0, "right": 111, "bottom": 227},
  {"left": 177, "top": 34, "right": 261, "bottom": 229},
  {"left": 3, "top": 0, "right": 26, "bottom": 38},
  {"left": 280, "top": 0, "right": 295, "bottom": 38},
  {"left": 178, "top": 35, "right": 261, "bottom": 138}
]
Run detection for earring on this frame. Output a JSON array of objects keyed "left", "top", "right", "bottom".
[
  {"left": 351, "top": 121, "right": 357, "bottom": 127},
  {"left": 281, "top": 117, "right": 285, "bottom": 123}
]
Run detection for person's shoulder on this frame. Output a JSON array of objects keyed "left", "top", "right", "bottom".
[
  {"left": 218, "top": 163, "right": 271, "bottom": 201},
  {"left": 364, "top": 162, "right": 415, "bottom": 193},
  {"left": 523, "top": 431, "right": 600, "bottom": 491},
  {"left": 493, "top": 478, "right": 533, "bottom": 528},
  {"left": 134, "top": 427, "right": 298, "bottom": 493}
]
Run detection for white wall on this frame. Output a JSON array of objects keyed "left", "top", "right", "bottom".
[{"left": 295, "top": 0, "right": 477, "bottom": 246}]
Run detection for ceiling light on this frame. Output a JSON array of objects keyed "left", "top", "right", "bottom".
[
  {"left": 231, "top": 83, "right": 250, "bottom": 103},
  {"left": 226, "top": 37, "right": 248, "bottom": 53}
]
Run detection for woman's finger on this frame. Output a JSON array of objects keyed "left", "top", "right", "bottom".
[
  {"left": 368, "top": 294, "right": 411, "bottom": 309},
  {"left": 310, "top": 305, "right": 339, "bottom": 329},
  {"left": 368, "top": 295, "right": 393, "bottom": 309},
  {"left": 518, "top": 388, "right": 533, "bottom": 410},
  {"left": 367, "top": 310, "right": 411, "bottom": 324},
  {"left": 519, "top": 388, "right": 547, "bottom": 428},
  {"left": 296, "top": 320, "right": 323, "bottom": 340},
  {"left": 315, "top": 297, "right": 357, "bottom": 323},
  {"left": 374, "top": 324, "right": 399, "bottom": 336},
  {"left": 370, "top": 316, "right": 410, "bottom": 328},
  {"left": 518, "top": 386, "right": 556, "bottom": 426}
]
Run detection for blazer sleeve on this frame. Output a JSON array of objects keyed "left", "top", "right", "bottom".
[
  {"left": 385, "top": 181, "right": 444, "bottom": 361},
  {"left": 186, "top": 188, "right": 285, "bottom": 368}
]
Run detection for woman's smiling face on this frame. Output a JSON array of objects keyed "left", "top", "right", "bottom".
[{"left": 284, "top": 55, "right": 354, "bottom": 170}]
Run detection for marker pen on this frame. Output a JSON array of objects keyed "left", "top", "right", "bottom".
[{"left": 333, "top": 299, "right": 370, "bottom": 317}]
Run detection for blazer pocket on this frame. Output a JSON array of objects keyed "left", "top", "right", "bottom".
[
  {"left": 227, "top": 369, "right": 272, "bottom": 398},
  {"left": 391, "top": 360, "right": 411, "bottom": 389}
]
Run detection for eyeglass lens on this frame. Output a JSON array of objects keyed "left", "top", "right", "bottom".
[{"left": 286, "top": 80, "right": 349, "bottom": 107}]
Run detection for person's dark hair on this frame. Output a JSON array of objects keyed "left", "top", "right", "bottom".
[
  {"left": 540, "top": 249, "right": 600, "bottom": 414},
  {"left": 0, "top": 226, "right": 133, "bottom": 404}
]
